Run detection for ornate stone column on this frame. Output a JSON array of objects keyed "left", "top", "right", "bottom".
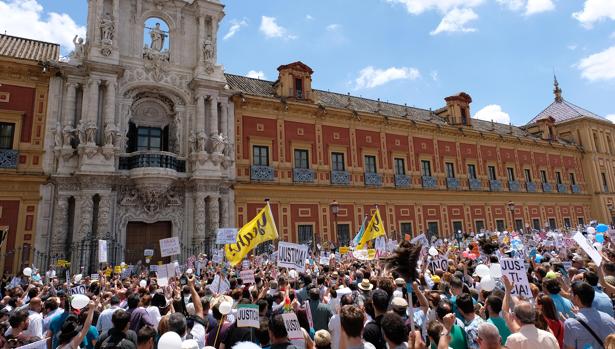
[
  {"left": 96, "top": 194, "right": 112, "bottom": 239},
  {"left": 209, "top": 95, "right": 218, "bottom": 136},
  {"left": 194, "top": 192, "right": 206, "bottom": 245},
  {"left": 50, "top": 195, "right": 70, "bottom": 258},
  {"left": 197, "top": 15, "right": 205, "bottom": 65},
  {"left": 103, "top": 80, "right": 116, "bottom": 126},
  {"left": 87, "top": 79, "right": 100, "bottom": 124},
  {"left": 207, "top": 194, "right": 220, "bottom": 247},
  {"left": 62, "top": 82, "right": 77, "bottom": 127},
  {"left": 220, "top": 191, "right": 229, "bottom": 228},
  {"left": 71, "top": 194, "right": 93, "bottom": 272},
  {"left": 196, "top": 95, "right": 206, "bottom": 133},
  {"left": 220, "top": 97, "right": 228, "bottom": 137}
]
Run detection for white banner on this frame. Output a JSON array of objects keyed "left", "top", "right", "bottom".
[
  {"left": 573, "top": 232, "right": 602, "bottom": 266},
  {"left": 69, "top": 285, "right": 86, "bottom": 295},
  {"left": 98, "top": 240, "right": 108, "bottom": 264},
  {"left": 159, "top": 237, "right": 181, "bottom": 257},
  {"left": 14, "top": 337, "right": 47, "bottom": 349},
  {"left": 216, "top": 228, "right": 239, "bottom": 245},
  {"left": 282, "top": 312, "right": 304, "bottom": 340},
  {"left": 237, "top": 304, "right": 260, "bottom": 328},
  {"left": 429, "top": 254, "right": 449, "bottom": 271},
  {"left": 500, "top": 258, "right": 531, "bottom": 298},
  {"left": 277, "top": 242, "right": 308, "bottom": 272},
  {"left": 240, "top": 269, "right": 255, "bottom": 284}
]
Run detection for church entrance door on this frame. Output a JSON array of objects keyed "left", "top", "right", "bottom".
[{"left": 125, "top": 221, "right": 172, "bottom": 265}]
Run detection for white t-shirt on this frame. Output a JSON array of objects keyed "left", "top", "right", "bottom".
[
  {"left": 189, "top": 322, "right": 206, "bottom": 349},
  {"left": 24, "top": 311, "right": 43, "bottom": 338}
]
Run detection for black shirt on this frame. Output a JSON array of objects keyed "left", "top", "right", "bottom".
[{"left": 363, "top": 315, "right": 385, "bottom": 349}]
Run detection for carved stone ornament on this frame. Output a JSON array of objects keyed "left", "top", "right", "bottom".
[
  {"left": 143, "top": 49, "right": 170, "bottom": 82},
  {"left": 119, "top": 184, "right": 184, "bottom": 217}
]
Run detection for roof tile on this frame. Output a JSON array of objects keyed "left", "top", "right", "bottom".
[{"left": 0, "top": 34, "right": 60, "bottom": 62}]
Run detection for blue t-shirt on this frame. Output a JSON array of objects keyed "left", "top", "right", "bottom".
[
  {"left": 551, "top": 293, "right": 574, "bottom": 318},
  {"left": 81, "top": 325, "right": 99, "bottom": 349},
  {"left": 49, "top": 311, "right": 70, "bottom": 349}
]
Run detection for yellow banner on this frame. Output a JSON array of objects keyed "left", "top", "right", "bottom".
[
  {"left": 357, "top": 208, "right": 386, "bottom": 249},
  {"left": 104, "top": 269, "right": 112, "bottom": 277},
  {"left": 339, "top": 247, "right": 349, "bottom": 254},
  {"left": 225, "top": 203, "right": 279, "bottom": 266},
  {"left": 368, "top": 249, "right": 376, "bottom": 260},
  {"left": 114, "top": 266, "right": 122, "bottom": 274}
]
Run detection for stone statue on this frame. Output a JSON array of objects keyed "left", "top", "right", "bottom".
[
  {"left": 62, "top": 125, "right": 74, "bottom": 146},
  {"left": 104, "top": 123, "right": 117, "bottom": 146},
  {"left": 100, "top": 14, "right": 114, "bottom": 43},
  {"left": 188, "top": 130, "right": 197, "bottom": 153},
  {"left": 212, "top": 132, "right": 226, "bottom": 154},
  {"left": 85, "top": 121, "right": 97, "bottom": 144},
  {"left": 76, "top": 121, "right": 85, "bottom": 144},
  {"left": 196, "top": 131, "right": 206, "bottom": 152},
  {"left": 72, "top": 35, "right": 86, "bottom": 59},
  {"left": 53, "top": 122, "right": 63, "bottom": 148},
  {"left": 149, "top": 23, "right": 167, "bottom": 51},
  {"left": 203, "top": 39, "right": 214, "bottom": 62}
]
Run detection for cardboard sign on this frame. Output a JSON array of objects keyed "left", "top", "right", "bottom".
[
  {"left": 69, "top": 285, "right": 86, "bottom": 295},
  {"left": 411, "top": 233, "right": 429, "bottom": 246},
  {"left": 208, "top": 274, "right": 230, "bottom": 294},
  {"left": 240, "top": 269, "right": 255, "bottom": 284},
  {"left": 339, "top": 247, "right": 349, "bottom": 254},
  {"left": 319, "top": 256, "right": 330, "bottom": 265},
  {"left": 237, "top": 304, "right": 260, "bottom": 328},
  {"left": 277, "top": 242, "right": 308, "bottom": 272},
  {"left": 500, "top": 258, "right": 531, "bottom": 298},
  {"left": 144, "top": 249, "right": 154, "bottom": 257},
  {"left": 160, "top": 237, "right": 181, "bottom": 257},
  {"left": 242, "top": 260, "right": 250, "bottom": 270},
  {"left": 90, "top": 274, "right": 99, "bottom": 281},
  {"left": 282, "top": 312, "right": 304, "bottom": 340},
  {"left": 573, "top": 232, "right": 602, "bottom": 266},
  {"left": 216, "top": 228, "right": 239, "bottom": 245},
  {"left": 212, "top": 250, "right": 224, "bottom": 263},
  {"left": 429, "top": 255, "right": 449, "bottom": 271},
  {"left": 98, "top": 240, "right": 108, "bottom": 263}
]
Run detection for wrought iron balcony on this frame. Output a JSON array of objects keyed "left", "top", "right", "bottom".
[
  {"left": 293, "top": 168, "right": 315, "bottom": 183},
  {"left": 422, "top": 176, "right": 437, "bottom": 188},
  {"left": 119, "top": 151, "right": 186, "bottom": 172},
  {"left": 364, "top": 172, "right": 382, "bottom": 186},
  {"left": 331, "top": 170, "right": 350, "bottom": 185},
  {"left": 468, "top": 178, "right": 482, "bottom": 190},
  {"left": 542, "top": 182, "right": 553, "bottom": 193},
  {"left": 394, "top": 174, "right": 410, "bottom": 188},
  {"left": 446, "top": 177, "right": 459, "bottom": 189},
  {"left": 508, "top": 180, "right": 520, "bottom": 192},
  {"left": 250, "top": 165, "right": 275, "bottom": 181},
  {"left": 526, "top": 182, "right": 537, "bottom": 192},
  {"left": 557, "top": 183, "right": 568, "bottom": 193},
  {"left": 489, "top": 179, "right": 502, "bottom": 192},
  {"left": 571, "top": 184, "right": 581, "bottom": 193},
  {"left": 0, "top": 149, "right": 18, "bottom": 169}
]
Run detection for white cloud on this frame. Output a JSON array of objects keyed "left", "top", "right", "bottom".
[
  {"left": 223, "top": 18, "right": 247, "bottom": 40},
  {"left": 430, "top": 70, "right": 439, "bottom": 81},
  {"left": 573, "top": 0, "right": 615, "bottom": 28},
  {"left": 430, "top": 8, "right": 479, "bottom": 35},
  {"left": 0, "top": 0, "right": 85, "bottom": 54},
  {"left": 497, "top": 0, "right": 554, "bottom": 15},
  {"left": 567, "top": 44, "right": 578, "bottom": 50},
  {"left": 259, "top": 16, "right": 296, "bottom": 39},
  {"left": 306, "top": 14, "right": 314, "bottom": 20},
  {"left": 386, "top": 0, "right": 483, "bottom": 15},
  {"left": 354, "top": 66, "right": 421, "bottom": 90},
  {"left": 474, "top": 104, "right": 511, "bottom": 124},
  {"left": 246, "top": 70, "right": 266, "bottom": 80},
  {"left": 578, "top": 45, "right": 615, "bottom": 81},
  {"left": 497, "top": 0, "right": 525, "bottom": 11},
  {"left": 326, "top": 24, "right": 341, "bottom": 31},
  {"left": 606, "top": 114, "right": 615, "bottom": 123}
]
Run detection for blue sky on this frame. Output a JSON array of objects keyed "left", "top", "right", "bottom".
[{"left": 2, "top": 0, "right": 614, "bottom": 125}]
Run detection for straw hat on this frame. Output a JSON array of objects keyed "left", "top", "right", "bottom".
[{"left": 358, "top": 279, "right": 373, "bottom": 291}]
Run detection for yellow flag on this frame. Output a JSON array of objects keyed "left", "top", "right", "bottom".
[
  {"left": 225, "top": 203, "right": 279, "bottom": 266},
  {"left": 357, "top": 208, "right": 386, "bottom": 249}
]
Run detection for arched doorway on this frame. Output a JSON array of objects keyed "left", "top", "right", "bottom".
[{"left": 125, "top": 221, "right": 172, "bottom": 264}]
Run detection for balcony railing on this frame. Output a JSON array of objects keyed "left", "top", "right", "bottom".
[
  {"left": 557, "top": 183, "right": 568, "bottom": 193},
  {"left": 119, "top": 151, "right": 186, "bottom": 172},
  {"left": 250, "top": 165, "right": 275, "bottom": 181},
  {"left": 542, "top": 182, "right": 553, "bottom": 193},
  {"left": 468, "top": 178, "right": 482, "bottom": 190},
  {"left": 0, "top": 149, "right": 18, "bottom": 169},
  {"left": 364, "top": 172, "right": 382, "bottom": 186},
  {"left": 571, "top": 184, "right": 581, "bottom": 193},
  {"left": 489, "top": 179, "right": 502, "bottom": 192},
  {"left": 446, "top": 177, "right": 459, "bottom": 189},
  {"left": 526, "top": 182, "right": 537, "bottom": 192},
  {"left": 293, "top": 168, "right": 314, "bottom": 183},
  {"left": 331, "top": 170, "right": 350, "bottom": 185},
  {"left": 422, "top": 176, "right": 437, "bottom": 188},
  {"left": 508, "top": 180, "right": 520, "bottom": 192},
  {"left": 394, "top": 174, "right": 410, "bottom": 188}
]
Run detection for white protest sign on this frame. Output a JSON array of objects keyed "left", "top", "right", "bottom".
[
  {"left": 212, "top": 250, "right": 223, "bottom": 263},
  {"left": 159, "top": 237, "right": 181, "bottom": 257},
  {"left": 208, "top": 274, "right": 230, "bottom": 294},
  {"left": 216, "top": 228, "right": 239, "bottom": 245},
  {"left": 277, "top": 241, "right": 308, "bottom": 272},
  {"left": 240, "top": 269, "right": 255, "bottom": 284},
  {"left": 144, "top": 249, "right": 154, "bottom": 257},
  {"left": 69, "top": 285, "right": 86, "bottom": 295},
  {"left": 319, "top": 255, "right": 330, "bottom": 265},
  {"left": 98, "top": 240, "right": 108, "bottom": 263},
  {"left": 282, "top": 312, "right": 304, "bottom": 340},
  {"left": 149, "top": 265, "right": 159, "bottom": 272},
  {"left": 237, "top": 304, "right": 260, "bottom": 328},
  {"left": 242, "top": 260, "right": 250, "bottom": 270},
  {"left": 90, "top": 274, "right": 99, "bottom": 281},
  {"left": 14, "top": 338, "right": 47, "bottom": 349},
  {"left": 429, "top": 254, "right": 449, "bottom": 271},
  {"left": 411, "top": 233, "right": 429, "bottom": 246},
  {"left": 573, "top": 232, "right": 602, "bottom": 266},
  {"left": 500, "top": 258, "right": 531, "bottom": 298},
  {"left": 304, "top": 301, "right": 314, "bottom": 329}
]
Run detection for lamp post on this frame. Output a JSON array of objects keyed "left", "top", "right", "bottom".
[
  {"left": 330, "top": 200, "right": 339, "bottom": 246},
  {"left": 507, "top": 201, "right": 516, "bottom": 232}
]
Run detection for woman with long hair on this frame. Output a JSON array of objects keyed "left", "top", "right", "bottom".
[{"left": 536, "top": 294, "right": 564, "bottom": 348}]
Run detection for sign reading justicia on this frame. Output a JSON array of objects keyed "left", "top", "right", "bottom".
[{"left": 277, "top": 241, "right": 308, "bottom": 272}]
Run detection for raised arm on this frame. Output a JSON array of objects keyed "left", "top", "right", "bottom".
[
  {"left": 189, "top": 275, "right": 203, "bottom": 319},
  {"left": 71, "top": 301, "right": 95, "bottom": 348}
]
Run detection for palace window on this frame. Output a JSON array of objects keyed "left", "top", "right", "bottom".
[
  {"left": 0, "top": 122, "right": 15, "bottom": 149},
  {"left": 578, "top": 217, "right": 585, "bottom": 226},
  {"left": 445, "top": 162, "right": 455, "bottom": 178},
  {"left": 496, "top": 220, "right": 505, "bottom": 232},
  {"left": 524, "top": 169, "right": 532, "bottom": 183},
  {"left": 507, "top": 167, "right": 515, "bottom": 181},
  {"left": 252, "top": 145, "right": 269, "bottom": 166},
  {"left": 569, "top": 173, "right": 576, "bottom": 185},
  {"left": 532, "top": 219, "right": 541, "bottom": 230},
  {"left": 475, "top": 220, "right": 485, "bottom": 233},
  {"left": 294, "top": 149, "right": 309, "bottom": 169},
  {"left": 421, "top": 160, "right": 432, "bottom": 177},
  {"left": 295, "top": 78, "right": 303, "bottom": 99},
  {"left": 400, "top": 222, "right": 413, "bottom": 236},
  {"left": 602, "top": 172, "right": 609, "bottom": 192},
  {"left": 540, "top": 170, "right": 548, "bottom": 183},
  {"left": 395, "top": 158, "right": 405, "bottom": 175},
  {"left": 564, "top": 218, "right": 571, "bottom": 228},
  {"left": 364, "top": 155, "right": 377, "bottom": 174},
  {"left": 555, "top": 171, "right": 563, "bottom": 184},
  {"left": 488, "top": 166, "right": 497, "bottom": 180},
  {"left": 548, "top": 218, "right": 556, "bottom": 230},
  {"left": 297, "top": 225, "right": 313, "bottom": 245},
  {"left": 427, "top": 222, "right": 439, "bottom": 238},
  {"left": 137, "top": 127, "right": 162, "bottom": 151},
  {"left": 467, "top": 164, "right": 477, "bottom": 179},
  {"left": 337, "top": 224, "right": 350, "bottom": 246},
  {"left": 331, "top": 152, "right": 345, "bottom": 171}
]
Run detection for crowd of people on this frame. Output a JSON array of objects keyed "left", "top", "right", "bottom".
[{"left": 0, "top": 228, "right": 613, "bottom": 349}]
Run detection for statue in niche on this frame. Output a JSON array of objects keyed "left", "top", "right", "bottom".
[
  {"left": 76, "top": 121, "right": 85, "bottom": 145},
  {"left": 85, "top": 121, "right": 97, "bottom": 144},
  {"left": 149, "top": 23, "right": 167, "bottom": 52},
  {"left": 100, "top": 13, "right": 114, "bottom": 44},
  {"left": 188, "top": 130, "right": 197, "bottom": 153},
  {"left": 62, "top": 125, "right": 74, "bottom": 146},
  {"left": 104, "top": 123, "right": 117, "bottom": 146},
  {"left": 72, "top": 35, "right": 86, "bottom": 59},
  {"left": 196, "top": 131, "right": 206, "bottom": 152},
  {"left": 53, "top": 122, "right": 63, "bottom": 148},
  {"left": 211, "top": 133, "right": 226, "bottom": 154},
  {"left": 203, "top": 39, "right": 214, "bottom": 62}
]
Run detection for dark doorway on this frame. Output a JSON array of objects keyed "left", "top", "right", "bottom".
[{"left": 125, "top": 221, "right": 172, "bottom": 265}]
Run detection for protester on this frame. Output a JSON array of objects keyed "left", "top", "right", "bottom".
[{"left": 504, "top": 302, "right": 559, "bottom": 349}]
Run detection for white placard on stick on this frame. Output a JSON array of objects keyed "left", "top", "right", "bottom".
[
  {"left": 277, "top": 242, "right": 308, "bottom": 272},
  {"left": 240, "top": 269, "right": 255, "bottom": 284},
  {"left": 98, "top": 240, "right": 108, "bottom": 263},
  {"left": 69, "top": 285, "right": 86, "bottom": 295},
  {"left": 573, "top": 232, "right": 602, "bottom": 266},
  {"left": 144, "top": 249, "right": 154, "bottom": 257},
  {"left": 237, "top": 304, "right": 260, "bottom": 328},
  {"left": 159, "top": 237, "right": 181, "bottom": 258},
  {"left": 429, "top": 255, "right": 449, "bottom": 272},
  {"left": 282, "top": 312, "right": 304, "bottom": 340},
  {"left": 500, "top": 258, "right": 531, "bottom": 298},
  {"left": 216, "top": 228, "right": 239, "bottom": 245}
]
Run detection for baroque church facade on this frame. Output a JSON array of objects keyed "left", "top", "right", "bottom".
[{"left": 36, "top": 0, "right": 235, "bottom": 270}]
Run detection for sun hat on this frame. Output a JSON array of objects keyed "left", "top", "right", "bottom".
[
  {"left": 394, "top": 278, "right": 405, "bottom": 287},
  {"left": 358, "top": 279, "right": 373, "bottom": 291}
]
